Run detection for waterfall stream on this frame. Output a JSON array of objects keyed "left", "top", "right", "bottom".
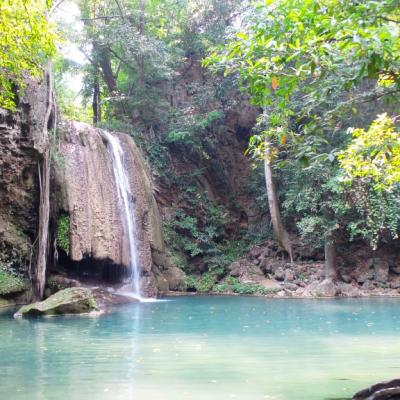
[{"left": 103, "top": 130, "right": 141, "bottom": 297}]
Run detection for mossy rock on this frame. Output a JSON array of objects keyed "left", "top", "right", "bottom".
[
  {"left": 0, "top": 270, "right": 29, "bottom": 295},
  {"left": 15, "top": 287, "right": 98, "bottom": 317}
]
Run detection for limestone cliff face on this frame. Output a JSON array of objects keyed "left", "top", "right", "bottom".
[
  {"left": 0, "top": 80, "right": 49, "bottom": 272},
  {"left": 56, "top": 121, "right": 164, "bottom": 296}
]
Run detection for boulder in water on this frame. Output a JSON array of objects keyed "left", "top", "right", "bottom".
[
  {"left": 353, "top": 379, "right": 400, "bottom": 399},
  {"left": 14, "top": 287, "right": 98, "bottom": 317}
]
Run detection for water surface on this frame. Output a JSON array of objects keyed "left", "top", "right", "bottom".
[{"left": 1, "top": 296, "right": 400, "bottom": 400}]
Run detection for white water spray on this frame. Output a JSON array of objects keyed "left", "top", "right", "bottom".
[{"left": 103, "top": 130, "right": 141, "bottom": 298}]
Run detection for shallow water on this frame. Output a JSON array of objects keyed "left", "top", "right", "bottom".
[{"left": 1, "top": 296, "right": 400, "bottom": 400}]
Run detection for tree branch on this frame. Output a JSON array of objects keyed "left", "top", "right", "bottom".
[
  {"left": 378, "top": 16, "right": 400, "bottom": 24},
  {"left": 359, "top": 89, "right": 400, "bottom": 104},
  {"left": 108, "top": 48, "right": 136, "bottom": 72},
  {"left": 49, "top": 0, "right": 66, "bottom": 17},
  {"left": 81, "top": 15, "right": 123, "bottom": 21},
  {"left": 113, "top": 0, "right": 127, "bottom": 21},
  {"left": 114, "top": 60, "right": 122, "bottom": 80}
]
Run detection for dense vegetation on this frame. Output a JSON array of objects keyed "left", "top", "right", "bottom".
[
  {"left": 205, "top": 0, "right": 400, "bottom": 277},
  {"left": 2, "top": 0, "right": 400, "bottom": 287}
]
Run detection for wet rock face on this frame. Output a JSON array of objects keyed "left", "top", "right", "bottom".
[
  {"left": 55, "top": 121, "right": 165, "bottom": 296},
  {"left": 0, "top": 79, "right": 49, "bottom": 269}
]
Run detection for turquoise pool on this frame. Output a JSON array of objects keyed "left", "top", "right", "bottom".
[{"left": 1, "top": 296, "right": 400, "bottom": 400}]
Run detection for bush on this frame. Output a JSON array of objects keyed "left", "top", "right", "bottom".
[
  {"left": 231, "top": 282, "right": 260, "bottom": 294},
  {"left": 57, "top": 214, "right": 70, "bottom": 255},
  {"left": 212, "top": 283, "right": 229, "bottom": 293},
  {"left": 184, "top": 274, "right": 197, "bottom": 291},
  {"left": 196, "top": 271, "right": 219, "bottom": 293},
  {"left": 0, "top": 263, "right": 28, "bottom": 295}
]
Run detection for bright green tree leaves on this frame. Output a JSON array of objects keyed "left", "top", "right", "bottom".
[
  {"left": 0, "top": 0, "right": 57, "bottom": 110},
  {"left": 205, "top": 0, "right": 400, "bottom": 133},
  {"left": 339, "top": 114, "right": 400, "bottom": 189}
]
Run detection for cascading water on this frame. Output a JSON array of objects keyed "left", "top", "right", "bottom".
[{"left": 102, "top": 130, "right": 141, "bottom": 298}]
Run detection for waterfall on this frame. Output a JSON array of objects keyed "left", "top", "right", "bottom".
[{"left": 103, "top": 130, "right": 141, "bottom": 297}]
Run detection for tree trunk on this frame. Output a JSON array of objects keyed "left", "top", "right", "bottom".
[
  {"left": 264, "top": 142, "right": 293, "bottom": 263},
  {"left": 93, "top": 42, "right": 117, "bottom": 93},
  {"left": 31, "top": 65, "right": 53, "bottom": 300},
  {"left": 92, "top": 72, "right": 100, "bottom": 124},
  {"left": 324, "top": 241, "right": 337, "bottom": 280},
  {"left": 33, "top": 153, "right": 50, "bottom": 300},
  {"left": 137, "top": 0, "right": 146, "bottom": 91}
]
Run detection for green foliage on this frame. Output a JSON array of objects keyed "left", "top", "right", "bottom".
[
  {"left": 184, "top": 274, "right": 197, "bottom": 291},
  {"left": 205, "top": 0, "right": 400, "bottom": 252},
  {"left": 53, "top": 58, "right": 93, "bottom": 123},
  {"left": 165, "top": 110, "right": 224, "bottom": 147},
  {"left": 57, "top": 214, "right": 70, "bottom": 255},
  {"left": 281, "top": 155, "right": 400, "bottom": 249},
  {"left": 346, "top": 182, "right": 400, "bottom": 248},
  {"left": 231, "top": 281, "right": 260, "bottom": 295},
  {"left": 214, "top": 277, "right": 280, "bottom": 295},
  {"left": 205, "top": 0, "right": 400, "bottom": 164},
  {"left": 205, "top": 0, "right": 400, "bottom": 120},
  {"left": 0, "top": 0, "right": 57, "bottom": 109},
  {"left": 212, "top": 282, "right": 229, "bottom": 293},
  {"left": 196, "top": 270, "right": 222, "bottom": 293},
  {"left": 339, "top": 114, "right": 400, "bottom": 189},
  {"left": 0, "top": 262, "right": 28, "bottom": 295},
  {"left": 163, "top": 168, "right": 235, "bottom": 258}
]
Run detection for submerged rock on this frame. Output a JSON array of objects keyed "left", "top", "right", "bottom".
[
  {"left": 14, "top": 287, "right": 98, "bottom": 317},
  {"left": 353, "top": 379, "right": 400, "bottom": 399}
]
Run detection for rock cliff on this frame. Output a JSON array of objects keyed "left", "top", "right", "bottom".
[
  {"left": 55, "top": 121, "right": 164, "bottom": 296},
  {"left": 0, "top": 78, "right": 51, "bottom": 300}
]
